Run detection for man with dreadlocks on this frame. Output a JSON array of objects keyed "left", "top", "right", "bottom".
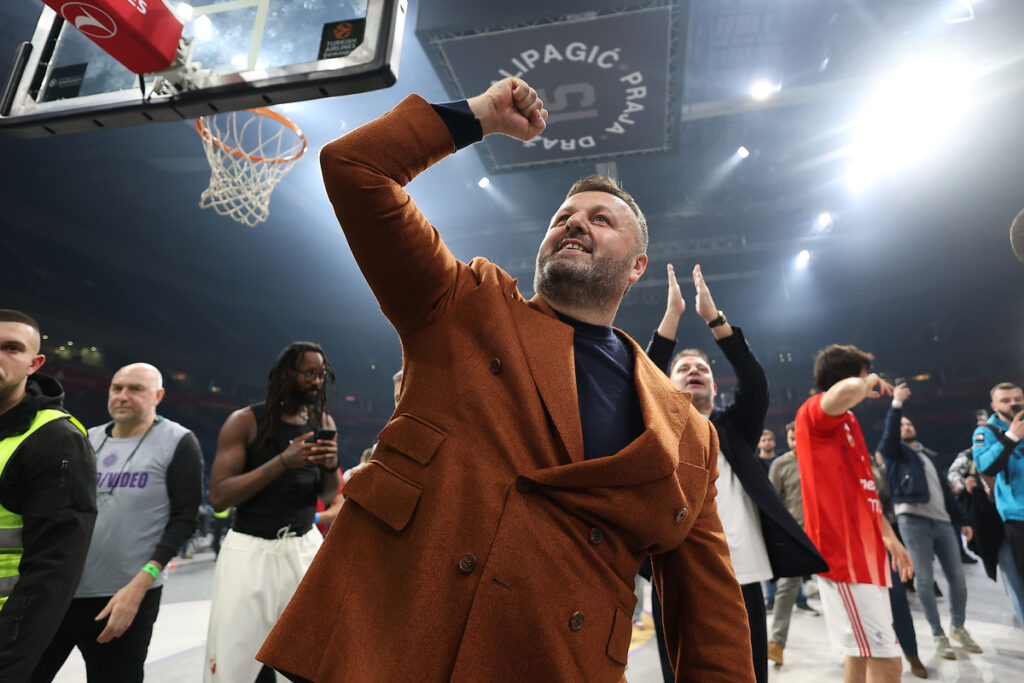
[{"left": 204, "top": 341, "right": 340, "bottom": 683}]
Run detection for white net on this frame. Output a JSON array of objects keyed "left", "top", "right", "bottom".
[{"left": 196, "top": 108, "right": 307, "bottom": 227}]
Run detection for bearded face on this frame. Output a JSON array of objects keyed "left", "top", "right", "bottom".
[
  {"left": 533, "top": 191, "right": 645, "bottom": 314},
  {"left": 534, "top": 236, "right": 640, "bottom": 312}
]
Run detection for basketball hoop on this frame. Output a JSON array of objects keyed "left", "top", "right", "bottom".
[{"left": 195, "top": 108, "right": 307, "bottom": 227}]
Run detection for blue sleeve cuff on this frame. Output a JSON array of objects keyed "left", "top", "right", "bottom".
[{"left": 430, "top": 100, "right": 483, "bottom": 150}]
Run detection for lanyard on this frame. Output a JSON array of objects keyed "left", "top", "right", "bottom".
[{"left": 96, "top": 418, "right": 158, "bottom": 495}]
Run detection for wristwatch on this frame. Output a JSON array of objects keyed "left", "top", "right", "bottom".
[{"left": 707, "top": 311, "right": 727, "bottom": 328}]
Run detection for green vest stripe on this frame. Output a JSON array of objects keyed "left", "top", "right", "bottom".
[{"left": 0, "top": 408, "right": 86, "bottom": 608}]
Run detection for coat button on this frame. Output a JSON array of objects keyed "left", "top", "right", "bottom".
[
  {"left": 569, "top": 611, "right": 585, "bottom": 631},
  {"left": 589, "top": 527, "right": 604, "bottom": 544},
  {"left": 458, "top": 554, "right": 477, "bottom": 574},
  {"left": 489, "top": 358, "right": 502, "bottom": 374},
  {"left": 675, "top": 507, "right": 688, "bottom": 523},
  {"left": 515, "top": 476, "right": 531, "bottom": 493}
]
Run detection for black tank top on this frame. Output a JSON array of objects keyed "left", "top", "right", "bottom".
[{"left": 233, "top": 403, "right": 320, "bottom": 538}]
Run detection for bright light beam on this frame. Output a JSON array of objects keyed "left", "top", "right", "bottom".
[
  {"left": 796, "top": 250, "right": 811, "bottom": 268},
  {"left": 736, "top": 146, "right": 750, "bottom": 159},
  {"left": 846, "top": 56, "right": 974, "bottom": 192},
  {"left": 817, "top": 212, "right": 833, "bottom": 230},
  {"left": 749, "top": 80, "right": 780, "bottom": 101},
  {"left": 478, "top": 177, "right": 490, "bottom": 189}
]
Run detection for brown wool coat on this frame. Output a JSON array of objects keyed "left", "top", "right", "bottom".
[{"left": 256, "top": 95, "right": 754, "bottom": 682}]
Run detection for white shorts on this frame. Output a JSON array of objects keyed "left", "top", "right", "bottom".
[
  {"left": 204, "top": 527, "right": 323, "bottom": 682},
  {"left": 816, "top": 577, "right": 902, "bottom": 659}
]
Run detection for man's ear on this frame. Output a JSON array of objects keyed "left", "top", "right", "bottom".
[
  {"left": 26, "top": 354, "right": 45, "bottom": 376},
  {"left": 629, "top": 253, "right": 648, "bottom": 284},
  {"left": 155, "top": 387, "right": 166, "bottom": 405}
]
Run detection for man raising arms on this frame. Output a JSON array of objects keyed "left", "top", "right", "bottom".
[{"left": 258, "top": 78, "right": 752, "bottom": 681}]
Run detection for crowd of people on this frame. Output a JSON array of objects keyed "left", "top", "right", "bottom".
[{"left": 2, "top": 75, "right": 1023, "bottom": 683}]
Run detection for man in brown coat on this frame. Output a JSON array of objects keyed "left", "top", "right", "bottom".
[{"left": 257, "top": 77, "right": 753, "bottom": 682}]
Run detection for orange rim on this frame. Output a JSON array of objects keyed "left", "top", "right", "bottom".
[{"left": 195, "top": 107, "right": 307, "bottom": 164}]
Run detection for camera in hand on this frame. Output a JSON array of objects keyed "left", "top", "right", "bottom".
[
  {"left": 1011, "top": 404, "right": 1024, "bottom": 417},
  {"left": 316, "top": 428, "right": 337, "bottom": 441}
]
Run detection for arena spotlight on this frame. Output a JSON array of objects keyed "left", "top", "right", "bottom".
[
  {"left": 846, "top": 56, "right": 972, "bottom": 192},
  {"left": 943, "top": 1, "right": 975, "bottom": 23},
  {"left": 736, "top": 146, "right": 750, "bottom": 159},
  {"left": 175, "top": 3, "right": 194, "bottom": 21},
  {"left": 193, "top": 15, "right": 214, "bottom": 41},
  {"left": 477, "top": 177, "right": 490, "bottom": 189},
  {"left": 796, "top": 250, "right": 811, "bottom": 268},
  {"left": 817, "top": 212, "right": 833, "bottom": 230},
  {"left": 749, "top": 80, "right": 781, "bottom": 101}
]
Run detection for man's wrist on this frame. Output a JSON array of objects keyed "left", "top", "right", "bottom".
[{"left": 1006, "top": 430, "right": 1021, "bottom": 443}]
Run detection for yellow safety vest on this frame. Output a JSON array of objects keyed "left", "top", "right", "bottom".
[{"left": 0, "top": 408, "right": 86, "bottom": 611}]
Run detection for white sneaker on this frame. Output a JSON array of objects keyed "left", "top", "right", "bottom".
[
  {"left": 934, "top": 635, "right": 956, "bottom": 660},
  {"left": 950, "top": 626, "right": 982, "bottom": 653}
]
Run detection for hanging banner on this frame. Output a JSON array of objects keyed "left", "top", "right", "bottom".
[{"left": 432, "top": 6, "right": 673, "bottom": 169}]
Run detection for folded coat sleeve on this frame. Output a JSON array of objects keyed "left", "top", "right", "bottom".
[{"left": 652, "top": 419, "right": 755, "bottom": 682}]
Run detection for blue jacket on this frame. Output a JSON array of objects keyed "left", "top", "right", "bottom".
[
  {"left": 876, "top": 406, "right": 967, "bottom": 528},
  {"left": 973, "top": 415, "right": 1024, "bottom": 523}
]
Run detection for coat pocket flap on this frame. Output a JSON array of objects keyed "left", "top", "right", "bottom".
[
  {"left": 343, "top": 462, "right": 423, "bottom": 532},
  {"left": 378, "top": 414, "right": 447, "bottom": 466},
  {"left": 606, "top": 606, "right": 633, "bottom": 666}
]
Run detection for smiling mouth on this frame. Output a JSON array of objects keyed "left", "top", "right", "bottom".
[{"left": 557, "top": 239, "right": 591, "bottom": 254}]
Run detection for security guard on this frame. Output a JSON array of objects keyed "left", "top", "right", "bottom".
[{"left": 0, "top": 310, "right": 96, "bottom": 680}]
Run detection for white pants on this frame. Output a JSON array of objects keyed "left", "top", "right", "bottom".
[{"left": 204, "top": 527, "right": 322, "bottom": 682}]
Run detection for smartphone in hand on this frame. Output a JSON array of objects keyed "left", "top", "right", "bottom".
[{"left": 315, "top": 429, "right": 337, "bottom": 441}]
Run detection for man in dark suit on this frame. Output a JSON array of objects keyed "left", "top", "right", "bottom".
[{"left": 646, "top": 264, "right": 827, "bottom": 683}]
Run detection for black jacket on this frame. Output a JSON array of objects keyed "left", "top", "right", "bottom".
[
  {"left": 0, "top": 375, "right": 96, "bottom": 681},
  {"left": 876, "top": 405, "right": 967, "bottom": 528},
  {"left": 648, "top": 327, "right": 827, "bottom": 579}
]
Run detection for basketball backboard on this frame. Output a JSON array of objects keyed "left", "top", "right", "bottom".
[{"left": 0, "top": 0, "right": 406, "bottom": 138}]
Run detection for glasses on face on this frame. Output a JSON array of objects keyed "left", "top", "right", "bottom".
[{"left": 296, "top": 369, "right": 328, "bottom": 381}]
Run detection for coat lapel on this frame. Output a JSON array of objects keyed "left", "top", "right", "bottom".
[{"left": 509, "top": 294, "right": 585, "bottom": 463}]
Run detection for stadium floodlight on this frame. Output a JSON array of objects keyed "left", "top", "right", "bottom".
[
  {"left": 796, "top": 250, "right": 811, "bottom": 268},
  {"left": 846, "top": 56, "right": 973, "bottom": 192},
  {"left": 736, "top": 146, "right": 750, "bottom": 159},
  {"left": 749, "top": 80, "right": 781, "bottom": 101},
  {"left": 943, "top": 1, "right": 975, "bottom": 23},
  {"left": 817, "top": 212, "right": 833, "bottom": 230},
  {"left": 478, "top": 177, "right": 490, "bottom": 189}
]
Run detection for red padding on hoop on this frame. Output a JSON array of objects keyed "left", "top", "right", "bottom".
[{"left": 45, "top": 0, "right": 183, "bottom": 74}]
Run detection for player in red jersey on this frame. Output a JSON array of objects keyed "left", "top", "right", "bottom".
[{"left": 795, "top": 344, "right": 914, "bottom": 683}]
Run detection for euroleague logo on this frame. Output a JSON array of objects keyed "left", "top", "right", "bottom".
[
  {"left": 333, "top": 22, "right": 353, "bottom": 40},
  {"left": 60, "top": 2, "right": 117, "bottom": 40}
]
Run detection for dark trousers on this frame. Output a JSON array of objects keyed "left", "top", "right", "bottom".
[
  {"left": 31, "top": 586, "right": 162, "bottom": 683},
  {"left": 1004, "top": 520, "right": 1024, "bottom": 588},
  {"left": 888, "top": 561, "right": 918, "bottom": 658},
  {"left": 741, "top": 581, "right": 768, "bottom": 683}
]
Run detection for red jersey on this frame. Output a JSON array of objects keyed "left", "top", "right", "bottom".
[{"left": 795, "top": 394, "right": 890, "bottom": 586}]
